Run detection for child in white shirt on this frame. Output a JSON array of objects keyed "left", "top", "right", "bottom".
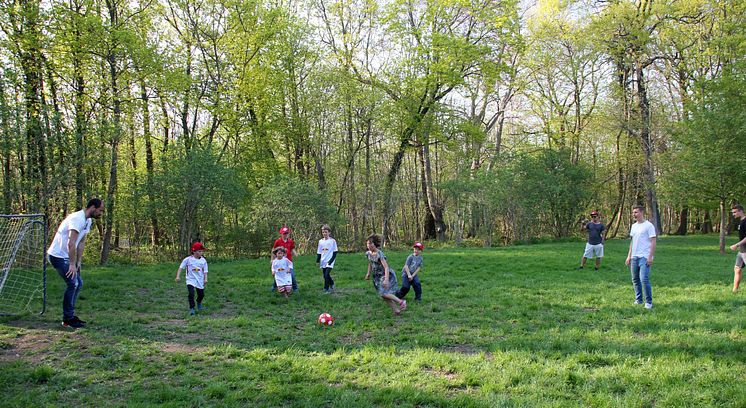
[{"left": 272, "top": 247, "right": 294, "bottom": 298}]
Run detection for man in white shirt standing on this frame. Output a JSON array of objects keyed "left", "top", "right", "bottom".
[
  {"left": 47, "top": 198, "right": 104, "bottom": 328},
  {"left": 626, "top": 205, "right": 657, "bottom": 309}
]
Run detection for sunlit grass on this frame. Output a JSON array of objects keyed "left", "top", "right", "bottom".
[{"left": 0, "top": 234, "right": 744, "bottom": 406}]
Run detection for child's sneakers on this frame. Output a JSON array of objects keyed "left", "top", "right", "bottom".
[
  {"left": 188, "top": 308, "right": 196, "bottom": 316},
  {"left": 197, "top": 304, "right": 205, "bottom": 311},
  {"left": 399, "top": 300, "right": 407, "bottom": 311}
]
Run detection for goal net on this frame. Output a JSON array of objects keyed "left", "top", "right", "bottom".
[{"left": 0, "top": 214, "right": 46, "bottom": 315}]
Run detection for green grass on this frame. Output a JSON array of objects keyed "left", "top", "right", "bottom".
[{"left": 1, "top": 235, "right": 744, "bottom": 407}]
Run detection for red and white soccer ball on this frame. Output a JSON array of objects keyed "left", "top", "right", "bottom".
[{"left": 318, "top": 312, "right": 334, "bottom": 326}]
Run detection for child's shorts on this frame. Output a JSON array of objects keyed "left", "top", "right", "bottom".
[{"left": 278, "top": 285, "right": 293, "bottom": 294}]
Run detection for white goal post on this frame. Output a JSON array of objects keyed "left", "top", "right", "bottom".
[{"left": 0, "top": 214, "right": 47, "bottom": 315}]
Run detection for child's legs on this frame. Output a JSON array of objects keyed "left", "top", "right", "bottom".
[
  {"left": 187, "top": 285, "right": 196, "bottom": 309},
  {"left": 291, "top": 268, "right": 298, "bottom": 290},
  {"left": 196, "top": 287, "right": 205, "bottom": 305},
  {"left": 322, "top": 268, "right": 334, "bottom": 289},
  {"left": 382, "top": 297, "right": 398, "bottom": 311},
  {"left": 412, "top": 276, "right": 422, "bottom": 299},
  {"left": 382, "top": 293, "right": 401, "bottom": 304},
  {"left": 398, "top": 275, "right": 411, "bottom": 298}
]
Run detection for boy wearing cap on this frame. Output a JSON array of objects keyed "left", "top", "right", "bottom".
[
  {"left": 396, "top": 242, "right": 424, "bottom": 301},
  {"left": 580, "top": 211, "right": 605, "bottom": 271},
  {"left": 271, "top": 226, "right": 298, "bottom": 292},
  {"left": 176, "top": 242, "right": 209, "bottom": 316}
]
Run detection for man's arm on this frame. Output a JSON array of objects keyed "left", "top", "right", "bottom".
[
  {"left": 626, "top": 237, "right": 633, "bottom": 266},
  {"left": 66, "top": 230, "right": 80, "bottom": 278},
  {"left": 77, "top": 237, "right": 86, "bottom": 268},
  {"left": 647, "top": 236, "right": 656, "bottom": 265}
]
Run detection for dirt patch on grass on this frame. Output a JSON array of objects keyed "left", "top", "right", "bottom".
[
  {"left": 159, "top": 341, "right": 205, "bottom": 353},
  {"left": 0, "top": 329, "right": 74, "bottom": 364},
  {"left": 339, "top": 331, "right": 372, "bottom": 345},
  {"left": 441, "top": 344, "right": 480, "bottom": 355}
]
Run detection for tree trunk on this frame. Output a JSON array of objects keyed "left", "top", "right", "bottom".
[
  {"left": 101, "top": 0, "right": 122, "bottom": 265},
  {"left": 140, "top": 79, "right": 160, "bottom": 245},
  {"left": 0, "top": 76, "right": 12, "bottom": 213},
  {"left": 635, "top": 65, "right": 662, "bottom": 235},
  {"left": 719, "top": 200, "right": 727, "bottom": 253},
  {"left": 674, "top": 206, "right": 688, "bottom": 235},
  {"left": 418, "top": 138, "right": 446, "bottom": 241}
]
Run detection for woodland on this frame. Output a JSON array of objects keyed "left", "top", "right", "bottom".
[{"left": 0, "top": 0, "right": 744, "bottom": 261}]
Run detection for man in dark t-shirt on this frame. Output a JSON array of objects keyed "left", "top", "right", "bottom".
[
  {"left": 580, "top": 211, "right": 606, "bottom": 271},
  {"left": 728, "top": 204, "right": 746, "bottom": 293}
]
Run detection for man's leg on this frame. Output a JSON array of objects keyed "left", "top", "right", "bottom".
[
  {"left": 630, "top": 258, "right": 643, "bottom": 304},
  {"left": 734, "top": 266, "right": 742, "bottom": 294},
  {"left": 50, "top": 256, "right": 76, "bottom": 322},
  {"left": 639, "top": 257, "right": 653, "bottom": 306}
]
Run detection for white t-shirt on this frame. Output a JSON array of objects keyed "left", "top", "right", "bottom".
[
  {"left": 179, "top": 255, "right": 208, "bottom": 289},
  {"left": 272, "top": 258, "right": 293, "bottom": 286},
  {"left": 629, "top": 220, "right": 657, "bottom": 258},
  {"left": 317, "top": 237, "right": 338, "bottom": 268},
  {"left": 47, "top": 210, "right": 92, "bottom": 259}
]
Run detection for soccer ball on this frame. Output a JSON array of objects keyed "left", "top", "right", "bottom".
[{"left": 318, "top": 312, "right": 334, "bottom": 326}]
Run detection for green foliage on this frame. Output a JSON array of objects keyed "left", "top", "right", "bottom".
[
  {"left": 661, "top": 65, "right": 746, "bottom": 207},
  {"left": 249, "top": 174, "right": 342, "bottom": 253}
]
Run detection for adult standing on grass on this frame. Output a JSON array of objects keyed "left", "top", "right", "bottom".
[
  {"left": 626, "top": 205, "right": 657, "bottom": 309},
  {"left": 47, "top": 198, "right": 105, "bottom": 329},
  {"left": 728, "top": 204, "right": 746, "bottom": 294},
  {"left": 579, "top": 210, "right": 605, "bottom": 271},
  {"left": 271, "top": 226, "right": 298, "bottom": 292},
  {"left": 364, "top": 234, "right": 407, "bottom": 315}
]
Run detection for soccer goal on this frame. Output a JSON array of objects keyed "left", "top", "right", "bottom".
[{"left": 0, "top": 214, "right": 46, "bottom": 315}]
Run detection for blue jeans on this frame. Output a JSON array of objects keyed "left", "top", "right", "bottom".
[
  {"left": 630, "top": 257, "right": 652, "bottom": 305},
  {"left": 397, "top": 274, "right": 422, "bottom": 300},
  {"left": 49, "top": 255, "right": 83, "bottom": 321}
]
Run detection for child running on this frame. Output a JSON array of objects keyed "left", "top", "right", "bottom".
[
  {"left": 316, "top": 224, "right": 338, "bottom": 293},
  {"left": 175, "top": 242, "right": 209, "bottom": 316},
  {"left": 270, "top": 226, "right": 298, "bottom": 292},
  {"left": 364, "top": 234, "right": 407, "bottom": 315},
  {"left": 396, "top": 242, "right": 424, "bottom": 301},
  {"left": 272, "top": 247, "right": 294, "bottom": 298}
]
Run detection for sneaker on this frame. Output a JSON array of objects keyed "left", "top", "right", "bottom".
[
  {"left": 633, "top": 300, "right": 643, "bottom": 305},
  {"left": 644, "top": 303, "right": 653, "bottom": 309},
  {"left": 62, "top": 320, "right": 85, "bottom": 329},
  {"left": 188, "top": 308, "right": 196, "bottom": 316},
  {"left": 579, "top": 266, "right": 584, "bottom": 270},
  {"left": 197, "top": 304, "right": 205, "bottom": 311},
  {"left": 594, "top": 267, "right": 599, "bottom": 271},
  {"left": 399, "top": 300, "right": 407, "bottom": 311},
  {"left": 72, "top": 316, "right": 87, "bottom": 324}
]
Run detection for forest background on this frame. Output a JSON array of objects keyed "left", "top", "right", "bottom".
[{"left": 0, "top": 0, "right": 744, "bottom": 263}]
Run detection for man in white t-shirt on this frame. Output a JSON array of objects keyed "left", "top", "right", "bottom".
[
  {"left": 625, "top": 205, "right": 657, "bottom": 309},
  {"left": 47, "top": 198, "right": 105, "bottom": 328}
]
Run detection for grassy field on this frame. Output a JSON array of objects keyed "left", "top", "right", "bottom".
[{"left": 0, "top": 235, "right": 744, "bottom": 407}]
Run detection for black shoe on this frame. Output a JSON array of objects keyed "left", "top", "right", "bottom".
[
  {"left": 62, "top": 319, "right": 85, "bottom": 329},
  {"left": 72, "top": 316, "right": 86, "bottom": 324},
  {"left": 579, "top": 266, "right": 584, "bottom": 270},
  {"left": 594, "top": 267, "right": 599, "bottom": 271}
]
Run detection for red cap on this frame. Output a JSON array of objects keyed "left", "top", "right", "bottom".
[
  {"left": 279, "top": 226, "right": 291, "bottom": 234},
  {"left": 413, "top": 242, "right": 424, "bottom": 250},
  {"left": 191, "top": 242, "right": 205, "bottom": 252},
  {"left": 590, "top": 211, "right": 599, "bottom": 216}
]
